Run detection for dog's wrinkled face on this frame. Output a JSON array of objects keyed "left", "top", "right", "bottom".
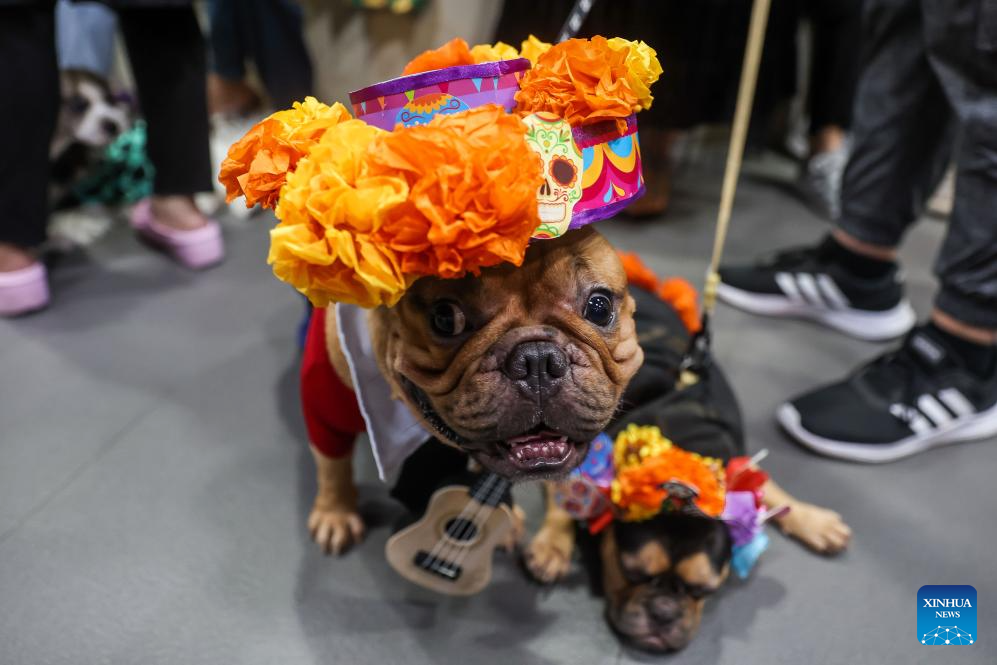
[
  {"left": 602, "top": 514, "right": 732, "bottom": 653},
  {"left": 372, "top": 227, "right": 643, "bottom": 480}
]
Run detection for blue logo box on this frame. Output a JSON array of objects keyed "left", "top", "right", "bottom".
[{"left": 918, "top": 585, "right": 977, "bottom": 646}]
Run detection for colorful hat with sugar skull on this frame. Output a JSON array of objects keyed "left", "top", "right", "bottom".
[
  {"left": 349, "top": 36, "right": 654, "bottom": 240},
  {"left": 218, "top": 35, "right": 661, "bottom": 308}
]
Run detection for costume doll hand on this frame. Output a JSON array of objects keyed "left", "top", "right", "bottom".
[{"left": 308, "top": 496, "right": 365, "bottom": 555}]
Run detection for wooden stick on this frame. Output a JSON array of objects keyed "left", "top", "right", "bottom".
[{"left": 701, "top": 0, "right": 772, "bottom": 316}]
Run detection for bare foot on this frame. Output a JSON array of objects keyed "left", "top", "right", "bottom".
[
  {"left": 0, "top": 243, "right": 37, "bottom": 272},
  {"left": 308, "top": 498, "right": 365, "bottom": 555},
  {"left": 775, "top": 502, "right": 852, "bottom": 555},
  {"left": 150, "top": 195, "right": 209, "bottom": 232},
  {"left": 524, "top": 521, "right": 575, "bottom": 584}
]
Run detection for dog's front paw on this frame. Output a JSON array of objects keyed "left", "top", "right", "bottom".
[
  {"left": 308, "top": 504, "right": 365, "bottom": 555},
  {"left": 524, "top": 524, "right": 574, "bottom": 584},
  {"left": 777, "top": 502, "right": 851, "bottom": 555}
]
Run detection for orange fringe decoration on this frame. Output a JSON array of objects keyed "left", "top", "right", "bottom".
[{"left": 617, "top": 252, "right": 701, "bottom": 333}]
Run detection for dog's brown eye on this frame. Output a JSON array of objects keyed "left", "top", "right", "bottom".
[
  {"left": 429, "top": 301, "right": 466, "bottom": 337},
  {"left": 583, "top": 292, "right": 614, "bottom": 327}
]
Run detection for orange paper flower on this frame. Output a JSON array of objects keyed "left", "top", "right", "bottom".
[
  {"left": 268, "top": 106, "right": 543, "bottom": 307},
  {"left": 270, "top": 119, "right": 411, "bottom": 308},
  {"left": 218, "top": 97, "right": 352, "bottom": 209},
  {"left": 515, "top": 36, "right": 640, "bottom": 132},
  {"left": 611, "top": 424, "right": 726, "bottom": 520},
  {"left": 402, "top": 37, "right": 476, "bottom": 75},
  {"left": 366, "top": 105, "right": 543, "bottom": 279}
]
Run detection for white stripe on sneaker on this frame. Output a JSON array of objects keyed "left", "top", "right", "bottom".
[
  {"left": 938, "top": 388, "right": 975, "bottom": 418},
  {"left": 795, "top": 273, "right": 826, "bottom": 308},
  {"left": 775, "top": 272, "right": 804, "bottom": 303},
  {"left": 891, "top": 403, "right": 934, "bottom": 434},
  {"left": 917, "top": 394, "right": 954, "bottom": 427},
  {"left": 816, "top": 274, "right": 850, "bottom": 309}
]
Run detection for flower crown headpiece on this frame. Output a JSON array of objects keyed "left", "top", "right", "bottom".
[
  {"left": 219, "top": 35, "right": 661, "bottom": 308},
  {"left": 556, "top": 424, "right": 781, "bottom": 578}
]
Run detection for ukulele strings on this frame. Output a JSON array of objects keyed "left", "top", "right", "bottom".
[
  {"left": 429, "top": 474, "right": 507, "bottom": 567},
  {"left": 443, "top": 476, "right": 513, "bottom": 571},
  {"left": 422, "top": 473, "right": 503, "bottom": 566}
]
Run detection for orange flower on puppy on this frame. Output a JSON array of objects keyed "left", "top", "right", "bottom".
[
  {"left": 218, "top": 97, "right": 351, "bottom": 209},
  {"left": 611, "top": 424, "right": 726, "bottom": 521},
  {"left": 366, "top": 105, "right": 544, "bottom": 279},
  {"left": 515, "top": 36, "right": 641, "bottom": 132}
]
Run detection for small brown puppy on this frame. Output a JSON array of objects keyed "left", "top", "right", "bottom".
[
  {"left": 308, "top": 227, "right": 644, "bottom": 552},
  {"left": 524, "top": 288, "right": 851, "bottom": 652}
]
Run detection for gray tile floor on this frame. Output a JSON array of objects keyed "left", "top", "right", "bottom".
[{"left": 2, "top": 166, "right": 994, "bottom": 665}]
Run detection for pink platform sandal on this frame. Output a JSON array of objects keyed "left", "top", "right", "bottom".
[
  {"left": 130, "top": 199, "right": 225, "bottom": 270},
  {"left": 0, "top": 263, "right": 50, "bottom": 317}
]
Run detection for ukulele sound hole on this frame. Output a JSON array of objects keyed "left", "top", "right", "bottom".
[{"left": 444, "top": 518, "right": 478, "bottom": 542}]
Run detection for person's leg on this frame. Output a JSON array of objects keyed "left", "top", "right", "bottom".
[
  {"left": 797, "top": 0, "right": 864, "bottom": 219},
  {"left": 116, "top": 5, "right": 223, "bottom": 269},
  {"left": 56, "top": 0, "right": 118, "bottom": 78},
  {"left": 720, "top": 0, "right": 950, "bottom": 340},
  {"left": 116, "top": 6, "right": 213, "bottom": 228},
  {"left": 807, "top": 0, "right": 863, "bottom": 149},
  {"left": 206, "top": 0, "right": 260, "bottom": 116},
  {"left": 922, "top": 0, "right": 997, "bottom": 336},
  {"left": 248, "top": 0, "right": 314, "bottom": 109},
  {"left": 773, "top": 0, "right": 997, "bottom": 463},
  {"left": 0, "top": 2, "right": 58, "bottom": 313}
]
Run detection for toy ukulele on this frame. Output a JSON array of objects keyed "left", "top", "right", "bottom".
[{"left": 385, "top": 473, "right": 514, "bottom": 596}]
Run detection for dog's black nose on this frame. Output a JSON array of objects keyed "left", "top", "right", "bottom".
[
  {"left": 504, "top": 341, "right": 568, "bottom": 398},
  {"left": 100, "top": 119, "right": 120, "bottom": 137},
  {"left": 647, "top": 595, "right": 681, "bottom": 623}
]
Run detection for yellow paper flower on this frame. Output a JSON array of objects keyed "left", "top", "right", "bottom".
[
  {"left": 270, "top": 96, "right": 353, "bottom": 144},
  {"left": 470, "top": 41, "right": 520, "bottom": 63},
  {"left": 607, "top": 38, "right": 663, "bottom": 111},
  {"left": 270, "top": 120, "right": 411, "bottom": 308},
  {"left": 519, "top": 34, "right": 552, "bottom": 64}
]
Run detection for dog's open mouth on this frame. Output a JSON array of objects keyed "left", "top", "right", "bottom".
[
  {"left": 503, "top": 429, "right": 572, "bottom": 470},
  {"left": 402, "top": 377, "right": 585, "bottom": 478}
]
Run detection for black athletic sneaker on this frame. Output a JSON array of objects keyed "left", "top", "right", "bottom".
[
  {"left": 718, "top": 237, "right": 915, "bottom": 341},
  {"left": 778, "top": 325, "right": 997, "bottom": 463}
]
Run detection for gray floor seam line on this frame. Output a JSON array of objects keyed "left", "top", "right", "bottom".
[{"left": 0, "top": 401, "right": 161, "bottom": 548}]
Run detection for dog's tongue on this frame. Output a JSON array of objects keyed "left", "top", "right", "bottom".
[{"left": 506, "top": 431, "right": 570, "bottom": 467}]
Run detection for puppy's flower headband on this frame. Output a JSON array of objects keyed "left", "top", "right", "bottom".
[
  {"left": 219, "top": 35, "right": 660, "bottom": 308},
  {"left": 556, "top": 424, "right": 781, "bottom": 578}
]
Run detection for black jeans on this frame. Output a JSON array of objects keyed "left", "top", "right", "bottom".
[
  {"left": 0, "top": 2, "right": 212, "bottom": 249},
  {"left": 839, "top": 0, "right": 997, "bottom": 328},
  {"left": 207, "top": 0, "right": 313, "bottom": 109}
]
